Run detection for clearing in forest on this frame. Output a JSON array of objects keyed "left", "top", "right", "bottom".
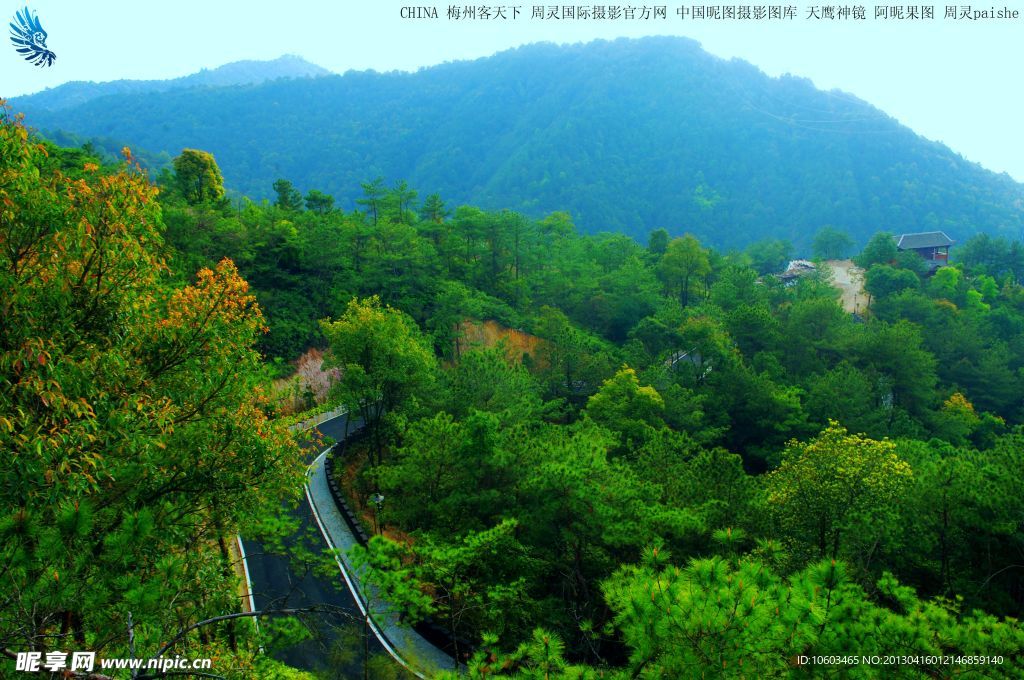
[{"left": 826, "top": 259, "right": 867, "bottom": 314}]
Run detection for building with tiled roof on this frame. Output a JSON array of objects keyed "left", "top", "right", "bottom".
[{"left": 893, "top": 231, "right": 954, "bottom": 268}]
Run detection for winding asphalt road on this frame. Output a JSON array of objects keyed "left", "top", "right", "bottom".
[
  {"left": 241, "top": 414, "right": 376, "bottom": 678},
  {"left": 241, "top": 413, "right": 454, "bottom": 678}
]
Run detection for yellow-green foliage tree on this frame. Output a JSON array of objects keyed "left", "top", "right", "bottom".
[
  {"left": 766, "top": 422, "right": 912, "bottom": 565},
  {"left": 585, "top": 366, "right": 665, "bottom": 454},
  {"left": 320, "top": 296, "right": 436, "bottom": 466},
  {"left": 0, "top": 110, "right": 300, "bottom": 665},
  {"left": 657, "top": 235, "right": 710, "bottom": 307},
  {"left": 173, "top": 148, "right": 226, "bottom": 205},
  {"left": 933, "top": 392, "right": 982, "bottom": 445}
]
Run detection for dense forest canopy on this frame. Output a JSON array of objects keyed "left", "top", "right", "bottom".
[
  {"left": 13, "top": 37, "right": 1024, "bottom": 250},
  {"left": 0, "top": 110, "right": 308, "bottom": 677},
  {"left": 5, "top": 88, "right": 1024, "bottom": 677},
  {"left": 148, "top": 135, "right": 1024, "bottom": 674}
]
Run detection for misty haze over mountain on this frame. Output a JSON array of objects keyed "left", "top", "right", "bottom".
[{"left": 12, "top": 37, "right": 1023, "bottom": 248}]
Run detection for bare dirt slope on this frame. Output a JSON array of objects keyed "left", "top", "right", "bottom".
[{"left": 826, "top": 259, "right": 867, "bottom": 314}]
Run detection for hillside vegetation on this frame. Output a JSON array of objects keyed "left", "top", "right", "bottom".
[
  {"left": 13, "top": 37, "right": 1024, "bottom": 249},
  {"left": 5, "top": 78, "right": 1024, "bottom": 676},
  {"left": 148, "top": 140, "right": 1024, "bottom": 674},
  {"left": 12, "top": 54, "right": 330, "bottom": 111}
]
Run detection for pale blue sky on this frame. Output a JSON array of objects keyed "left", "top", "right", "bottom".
[{"left": 2, "top": 1, "right": 1022, "bottom": 180}]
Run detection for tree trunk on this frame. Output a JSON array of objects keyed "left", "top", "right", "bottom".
[{"left": 213, "top": 508, "right": 239, "bottom": 654}]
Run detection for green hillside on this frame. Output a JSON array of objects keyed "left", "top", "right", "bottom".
[
  {"left": 11, "top": 54, "right": 330, "bottom": 111},
  {"left": 6, "top": 82, "right": 1024, "bottom": 679},
  {"left": 14, "top": 37, "right": 1023, "bottom": 249}
]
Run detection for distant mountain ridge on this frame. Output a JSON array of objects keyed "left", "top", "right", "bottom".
[
  {"left": 12, "top": 38, "right": 1024, "bottom": 249},
  {"left": 12, "top": 55, "right": 331, "bottom": 111}
]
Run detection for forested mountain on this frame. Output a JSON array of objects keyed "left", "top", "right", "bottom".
[
  {"left": 10, "top": 54, "right": 330, "bottom": 111},
  {"left": 11, "top": 37, "right": 1024, "bottom": 249},
  {"left": 6, "top": 98, "right": 1024, "bottom": 678},
  {"left": 151, "top": 143, "right": 1024, "bottom": 674}
]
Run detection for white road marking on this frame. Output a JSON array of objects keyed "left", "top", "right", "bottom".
[{"left": 304, "top": 449, "right": 428, "bottom": 679}]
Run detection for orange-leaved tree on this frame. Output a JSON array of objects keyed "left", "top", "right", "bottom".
[{"left": 0, "top": 106, "right": 302, "bottom": 667}]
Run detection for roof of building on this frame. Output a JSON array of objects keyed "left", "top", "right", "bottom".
[
  {"left": 894, "top": 231, "right": 955, "bottom": 250},
  {"left": 786, "top": 259, "right": 816, "bottom": 271},
  {"left": 777, "top": 259, "right": 816, "bottom": 280}
]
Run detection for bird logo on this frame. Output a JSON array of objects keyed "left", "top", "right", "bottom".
[{"left": 9, "top": 7, "right": 56, "bottom": 67}]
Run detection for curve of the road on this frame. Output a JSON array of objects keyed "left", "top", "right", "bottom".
[{"left": 241, "top": 412, "right": 456, "bottom": 678}]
